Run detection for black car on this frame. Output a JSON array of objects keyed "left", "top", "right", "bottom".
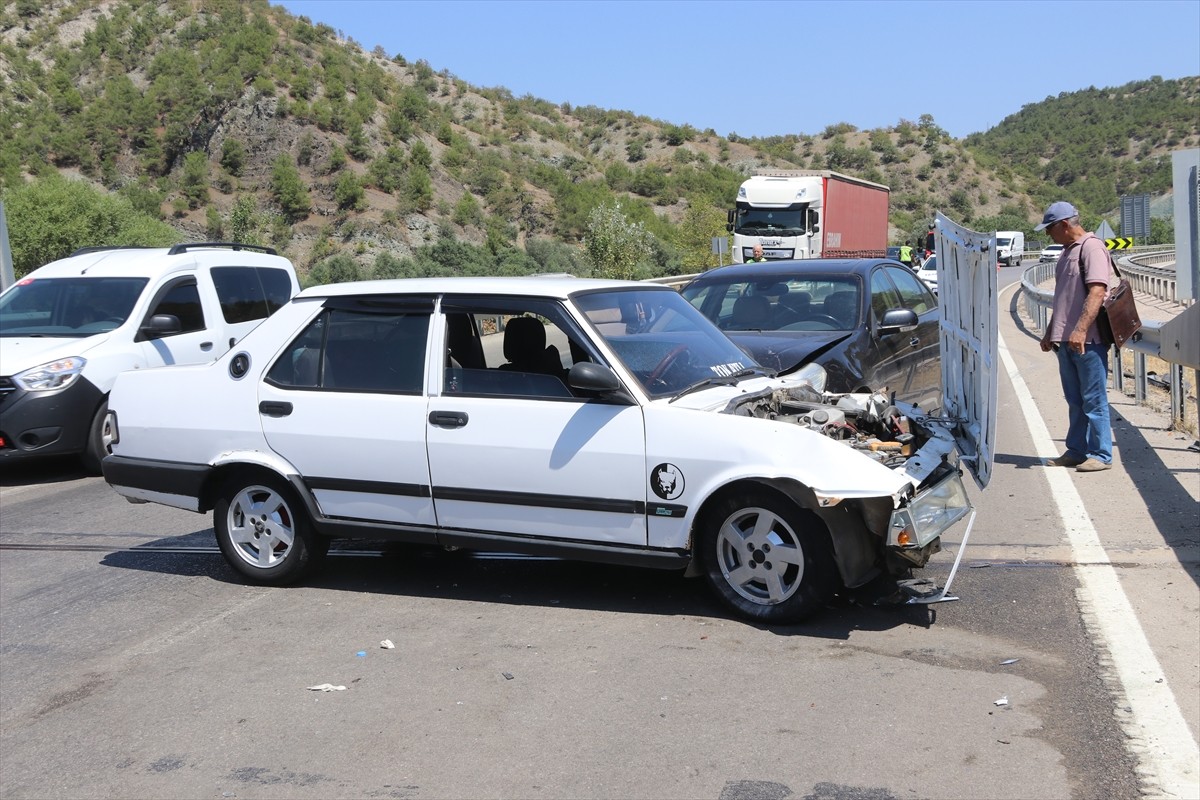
[{"left": 680, "top": 259, "right": 942, "bottom": 412}]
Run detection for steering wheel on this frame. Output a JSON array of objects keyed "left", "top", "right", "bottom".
[
  {"left": 803, "top": 314, "right": 844, "bottom": 329},
  {"left": 647, "top": 344, "right": 688, "bottom": 384}
]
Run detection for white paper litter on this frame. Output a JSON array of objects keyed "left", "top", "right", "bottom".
[
  {"left": 308, "top": 683, "right": 347, "bottom": 692},
  {"left": 381, "top": 639, "right": 395, "bottom": 649},
  {"left": 994, "top": 695, "right": 1009, "bottom": 706}
]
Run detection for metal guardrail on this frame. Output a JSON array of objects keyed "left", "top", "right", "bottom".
[{"left": 1019, "top": 253, "right": 1197, "bottom": 431}]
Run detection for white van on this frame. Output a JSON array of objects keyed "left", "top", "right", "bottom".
[
  {"left": 995, "top": 231, "right": 1025, "bottom": 267},
  {"left": 0, "top": 242, "right": 299, "bottom": 472}
]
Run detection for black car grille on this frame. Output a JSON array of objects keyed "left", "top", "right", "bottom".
[{"left": 0, "top": 376, "right": 16, "bottom": 404}]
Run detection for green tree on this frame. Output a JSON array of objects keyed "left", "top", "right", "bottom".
[
  {"left": 674, "top": 203, "right": 727, "bottom": 271},
  {"left": 228, "top": 195, "right": 262, "bottom": 244},
  {"left": 270, "top": 153, "right": 310, "bottom": 221},
  {"left": 582, "top": 201, "right": 652, "bottom": 280},
  {"left": 334, "top": 170, "right": 365, "bottom": 210},
  {"left": 180, "top": 151, "right": 209, "bottom": 209},
  {"left": 220, "top": 138, "right": 246, "bottom": 176},
  {"left": 3, "top": 174, "right": 177, "bottom": 277}
]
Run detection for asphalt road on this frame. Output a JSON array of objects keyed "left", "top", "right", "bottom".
[{"left": 1, "top": 265, "right": 1196, "bottom": 800}]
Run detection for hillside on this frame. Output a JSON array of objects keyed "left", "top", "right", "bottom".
[{"left": 1, "top": 0, "right": 1196, "bottom": 280}]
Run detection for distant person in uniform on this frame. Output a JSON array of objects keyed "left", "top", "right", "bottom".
[
  {"left": 746, "top": 244, "right": 767, "bottom": 263},
  {"left": 898, "top": 243, "right": 914, "bottom": 267},
  {"left": 1036, "top": 201, "right": 1115, "bottom": 473}
]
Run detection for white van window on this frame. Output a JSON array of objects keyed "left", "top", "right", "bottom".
[
  {"left": 149, "top": 280, "right": 205, "bottom": 333},
  {"left": 210, "top": 267, "right": 293, "bottom": 324}
]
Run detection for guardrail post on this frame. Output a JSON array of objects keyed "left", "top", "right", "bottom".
[
  {"left": 1112, "top": 346, "right": 1125, "bottom": 393},
  {"left": 1170, "top": 364, "right": 1185, "bottom": 429},
  {"left": 1134, "top": 352, "right": 1147, "bottom": 404}
]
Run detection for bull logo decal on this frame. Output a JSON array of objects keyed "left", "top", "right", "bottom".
[{"left": 650, "top": 463, "right": 684, "bottom": 501}]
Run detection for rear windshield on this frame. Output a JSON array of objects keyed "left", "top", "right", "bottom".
[{"left": 0, "top": 277, "right": 149, "bottom": 337}]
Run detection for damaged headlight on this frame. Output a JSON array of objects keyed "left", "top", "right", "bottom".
[{"left": 888, "top": 469, "right": 970, "bottom": 548}]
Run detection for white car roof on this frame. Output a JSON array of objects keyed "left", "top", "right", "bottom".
[
  {"left": 27, "top": 245, "right": 292, "bottom": 280},
  {"left": 296, "top": 276, "right": 663, "bottom": 301}
]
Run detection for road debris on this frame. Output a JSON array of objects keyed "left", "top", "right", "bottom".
[
  {"left": 308, "top": 684, "right": 347, "bottom": 692},
  {"left": 994, "top": 696, "right": 1009, "bottom": 706},
  {"left": 381, "top": 639, "right": 395, "bottom": 649},
  {"left": 1000, "top": 658, "right": 1020, "bottom": 666}
]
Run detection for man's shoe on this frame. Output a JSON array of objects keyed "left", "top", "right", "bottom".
[
  {"left": 1046, "top": 453, "right": 1085, "bottom": 467},
  {"left": 1076, "top": 458, "right": 1113, "bottom": 472}
]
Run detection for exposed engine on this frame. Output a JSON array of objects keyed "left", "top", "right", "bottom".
[{"left": 722, "top": 384, "right": 927, "bottom": 468}]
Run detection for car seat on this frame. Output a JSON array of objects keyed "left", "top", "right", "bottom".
[
  {"left": 727, "top": 295, "right": 771, "bottom": 330},
  {"left": 499, "top": 316, "right": 565, "bottom": 378},
  {"left": 822, "top": 291, "right": 858, "bottom": 328}
]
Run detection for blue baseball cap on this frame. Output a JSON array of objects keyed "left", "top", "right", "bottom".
[{"left": 1035, "top": 201, "right": 1078, "bottom": 231}]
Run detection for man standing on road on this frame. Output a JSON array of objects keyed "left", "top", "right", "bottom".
[
  {"left": 746, "top": 244, "right": 767, "bottom": 263},
  {"left": 1036, "top": 201, "right": 1115, "bottom": 473}
]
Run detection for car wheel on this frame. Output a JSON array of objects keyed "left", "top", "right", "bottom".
[
  {"left": 698, "top": 489, "right": 837, "bottom": 623},
  {"left": 81, "top": 401, "right": 111, "bottom": 475},
  {"left": 215, "top": 474, "right": 327, "bottom": 584}
]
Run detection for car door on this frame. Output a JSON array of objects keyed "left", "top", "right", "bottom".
[
  {"left": 880, "top": 265, "right": 941, "bottom": 410},
  {"left": 135, "top": 276, "right": 224, "bottom": 367},
  {"left": 257, "top": 296, "right": 438, "bottom": 530},
  {"left": 425, "top": 296, "right": 648, "bottom": 547}
]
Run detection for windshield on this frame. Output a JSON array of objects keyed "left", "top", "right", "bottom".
[
  {"left": 920, "top": 256, "right": 937, "bottom": 272},
  {"left": 997, "top": 237, "right": 1012, "bottom": 246},
  {"left": 733, "top": 206, "right": 806, "bottom": 236},
  {"left": 571, "top": 288, "right": 757, "bottom": 399},
  {"left": 0, "top": 277, "right": 149, "bottom": 337},
  {"left": 681, "top": 274, "right": 862, "bottom": 332}
]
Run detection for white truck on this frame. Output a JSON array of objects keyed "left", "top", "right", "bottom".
[
  {"left": 726, "top": 170, "right": 890, "bottom": 263},
  {"left": 995, "top": 231, "right": 1025, "bottom": 267}
]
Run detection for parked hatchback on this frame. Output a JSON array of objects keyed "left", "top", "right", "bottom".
[
  {"left": 102, "top": 276, "right": 985, "bottom": 624},
  {"left": 680, "top": 259, "right": 942, "bottom": 413}
]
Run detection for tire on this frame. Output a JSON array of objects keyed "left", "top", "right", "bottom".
[
  {"left": 698, "top": 490, "right": 837, "bottom": 623},
  {"left": 214, "top": 473, "right": 327, "bottom": 584},
  {"left": 81, "top": 401, "right": 111, "bottom": 475}
]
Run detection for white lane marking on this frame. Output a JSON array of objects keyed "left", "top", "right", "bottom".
[{"left": 998, "top": 326, "right": 1200, "bottom": 799}]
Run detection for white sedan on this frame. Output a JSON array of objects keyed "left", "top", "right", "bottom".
[
  {"left": 101, "top": 277, "right": 979, "bottom": 624},
  {"left": 1040, "top": 244, "right": 1064, "bottom": 262},
  {"left": 916, "top": 255, "right": 939, "bottom": 295}
]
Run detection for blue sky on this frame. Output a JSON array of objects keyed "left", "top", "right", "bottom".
[{"left": 274, "top": 0, "right": 1200, "bottom": 140}]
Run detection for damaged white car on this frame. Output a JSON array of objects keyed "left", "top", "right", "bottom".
[{"left": 102, "top": 273, "right": 992, "bottom": 624}]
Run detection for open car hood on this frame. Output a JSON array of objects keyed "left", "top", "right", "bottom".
[
  {"left": 724, "top": 330, "right": 851, "bottom": 376},
  {"left": 930, "top": 212, "right": 998, "bottom": 489}
]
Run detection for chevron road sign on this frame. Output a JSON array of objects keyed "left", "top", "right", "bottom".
[{"left": 1105, "top": 237, "right": 1134, "bottom": 250}]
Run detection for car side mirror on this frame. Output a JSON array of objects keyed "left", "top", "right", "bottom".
[
  {"left": 568, "top": 362, "right": 635, "bottom": 403},
  {"left": 139, "top": 314, "right": 182, "bottom": 340},
  {"left": 878, "top": 308, "right": 919, "bottom": 335}
]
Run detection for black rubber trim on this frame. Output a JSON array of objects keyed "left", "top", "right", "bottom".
[
  {"left": 304, "top": 476, "right": 431, "bottom": 498},
  {"left": 436, "top": 528, "right": 690, "bottom": 570},
  {"left": 101, "top": 455, "right": 211, "bottom": 499},
  {"left": 434, "top": 485, "right": 644, "bottom": 515}
]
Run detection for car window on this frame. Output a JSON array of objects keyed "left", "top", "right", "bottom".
[
  {"left": 211, "top": 266, "right": 293, "bottom": 324},
  {"left": 266, "top": 306, "right": 430, "bottom": 394},
  {"left": 440, "top": 297, "right": 586, "bottom": 400},
  {"left": 574, "top": 287, "right": 756, "bottom": 398},
  {"left": 885, "top": 266, "right": 934, "bottom": 314},
  {"left": 870, "top": 270, "right": 902, "bottom": 322},
  {"left": 149, "top": 279, "right": 205, "bottom": 333}
]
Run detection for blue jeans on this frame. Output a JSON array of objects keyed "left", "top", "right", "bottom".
[{"left": 1056, "top": 343, "right": 1112, "bottom": 464}]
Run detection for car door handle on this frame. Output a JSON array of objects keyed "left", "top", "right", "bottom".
[
  {"left": 259, "top": 401, "right": 293, "bottom": 417},
  {"left": 429, "top": 410, "right": 468, "bottom": 428},
  {"left": 200, "top": 341, "right": 214, "bottom": 351},
  {"left": 909, "top": 337, "right": 920, "bottom": 348}
]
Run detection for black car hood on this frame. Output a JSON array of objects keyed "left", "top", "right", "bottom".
[{"left": 725, "top": 330, "right": 853, "bottom": 375}]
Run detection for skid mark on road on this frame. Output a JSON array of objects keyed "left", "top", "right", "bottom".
[{"left": 999, "top": 328, "right": 1200, "bottom": 799}]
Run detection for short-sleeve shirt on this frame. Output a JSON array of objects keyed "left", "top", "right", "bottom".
[{"left": 1048, "top": 233, "right": 1114, "bottom": 343}]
